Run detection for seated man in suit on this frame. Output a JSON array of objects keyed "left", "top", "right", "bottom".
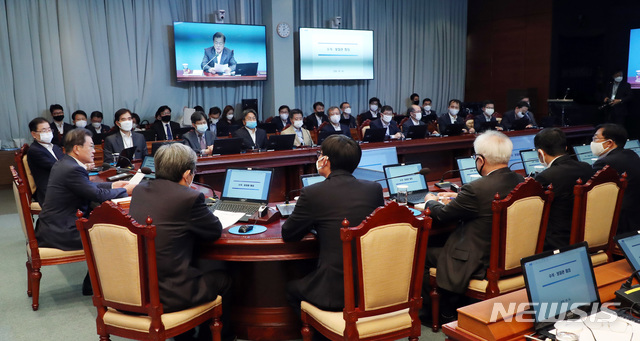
[
  {"left": 502, "top": 101, "right": 536, "bottom": 130},
  {"left": 304, "top": 102, "right": 328, "bottom": 131},
  {"left": 49, "top": 104, "right": 75, "bottom": 147},
  {"left": 405, "top": 93, "right": 421, "bottom": 115},
  {"left": 320, "top": 106, "right": 352, "bottom": 138},
  {"left": 27, "top": 118, "right": 64, "bottom": 204},
  {"left": 88, "top": 111, "right": 111, "bottom": 135},
  {"left": 151, "top": 105, "right": 181, "bottom": 141},
  {"left": 339, "top": 102, "right": 357, "bottom": 128},
  {"left": 437, "top": 99, "right": 472, "bottom": 135},
  {"left": 370, "top": 105, "right": 403, "bottom": 139},
  {"left": 282, "top": 134, "right": 384, "bottom": 312},
  {"left": 592, "top": 123, "right": 640, "bottom": 235},
  {"left": 129, "top": 143, "right": 233, "bottom": 341},
  {"left": 103, "top": 108, "right": 148, "bottom": 163},
  {"left": 273, "top": 105, "right": 291, "bottom": 132},
  {"left": 71, "top": 110, "right": 88, "bottom": 129},
  {"left": 420, "top": 98, "right": 438, "bottom": 123},
  {"left": 183, "top": 111, "right": 216, "bottom": 156},
  {"left": 423, "top": 131, "right": 524, "bottom": 320},
  {"left": 201, "top": 32, "right": 237, "bottom": 75},
  {"left": 207, "top": 106, "right": 222, "bottom": 134},
  {"left": 232, "top": 109, "right": 268, "bottom": 150},
  {"left": 474, "top": 100, "right": 503, "bottom": 133},
  {"left": 281, "top": 109, "right": 313, "bottom": 147},
  {"left": 402, "top": 104, "right": 426, "bottom": 132},
  {"left": 534, "top": 128, "right": 593, "bottom": 250},
  {"left": 359, "top": 96, "right": 381, "bottom": 123}
]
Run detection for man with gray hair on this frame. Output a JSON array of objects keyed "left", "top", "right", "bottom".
[{"left": 422, "top": 130, "right": 524, "bottom": 322}]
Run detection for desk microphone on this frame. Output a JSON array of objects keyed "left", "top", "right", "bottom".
[
  {"left": 117, "top": 155, "right": 134, "bottom": 170},
  {"left": 372, "top": 167, "right": 431, "bottom": 183},
  {"left": 435, "top": 167, "right": 476, "bottom": 189},
  {"left": 140, "top": 167, "right": 153, "bottom": 175},
  {"left": 563, "top": 87, "right": 571, "bottom": 100},
  {"left": 101, "top": 163, "right": 111, "bottom": 171}
]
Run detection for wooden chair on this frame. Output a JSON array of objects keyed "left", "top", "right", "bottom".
[
  {"left": 10, "top": 166, "right": 85, "bottom": 311},
  {"left": 301, "top": 201, "right": 431, "bottom": 341},
  {"left": 429, "top": 178, "right": 553, "bottom": 331},
  {"left": 14, "top": 144, "right": 41, "bottom": 214},
  {"left": 317, "top": 121, "right": 330, "bottom": 132},
  {"left": 399, "top": 117, "right": 410, "bottom": 132},
  {"left": 356, "top": 113, "right": 366, "bottom": 127},
  {"left": 265, "top": 116, "right": 274, "bottom": 123},
  {"left": 75, "top": 201, "right": 223, "bottom": 341},
  {"left": 358, "top": 119, "right": 372, "bottom": 141},
  {"left": 570, "top": 165, "right": 627, "bottom": 266}
]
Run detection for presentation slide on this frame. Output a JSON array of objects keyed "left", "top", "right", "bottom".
[
  {"left": 173, "top": 22, "right": 267, "bottom": 81},
  {"left": 299, "top": 28, "right": 374, "bottom": 80},
  {"left": 386, "top": 164, "right": 427, "bottom": 195},
  {"left": 628, "top": 28, "right": 640, "bottom": 89},
  {"left": 224, "top": 169, "right": 271, "bottom": 201}
]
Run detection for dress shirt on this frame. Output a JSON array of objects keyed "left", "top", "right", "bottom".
[
  {"left": 37, "top": 141, "right": 59, "bottom": 160},
  {"left": 165, "top": 123, "right": 173, "bottom": 140},
  {"left": 55, "top": 121, "right": 64, "bottom": 134},
  {"left": 120, "top": 130, "right": 133, "bottom": 149},
  {"left": 449, "top": 114, "right": 458, "bottom": 124},
  {"left": 316, "top": 115, "right": 323, "bottom": 127},
  {"left": 246, "top": 127, "right": 257, "bottom": 144},
  {"left": 331, "top": 123, "right": 342, "bottom": 131},
  {"left": 71, "top": 155, "right": 87, "bottom": 170},
  {"left": 612, "top": 82, "right": 620, "bottom": 99},
  {"left": 295, "top": 128, "right": 304, "bottom": 144}
]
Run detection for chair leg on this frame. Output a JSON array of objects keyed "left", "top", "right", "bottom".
[
  {"left": 30, "top": 266, "right": 42, "bottom": 311},
  {"left": 301, "top": 322, "right": 313, "bottom": 341},
  {"left": 26, "top": 261, "right": 33, "bottom": 297},
  {"left": 211, "top": 314, "right": 222, "bottom": 341},
  {"left": 430, "top": 276, "right": 440, "bottom": 332},
  {"left": 98, "top": 335, "right": 111, "bottom": 340}
]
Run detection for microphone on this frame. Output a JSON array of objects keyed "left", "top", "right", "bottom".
[
  {"left": 101, "top": 163, "right": 111, "bottom": 171},
  {"left": 116, "top": 155, "right": 134, "bottom": 170},
  {"left": 563, "top": 87, "right": 570, "bottom": 100},
  {"left": 372, "top": 167, "right": 431, "bottom": 183},
  {"left": 140, "top": 167, "right": 153, "bottom": 175},
  {"left": 277, "top": 187, "right": 304, "bottom": 217},
  {"left": 508, "top": 161, "right": 524, "bottom": 170},
  {"left": 435, "top": 167, "right": 477, "bottom": 189}
]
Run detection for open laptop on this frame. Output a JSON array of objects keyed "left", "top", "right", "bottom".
[
  {"left": 235, "top": 62, "right": 259, "bottom": 76},
  {"left": 455, "top": 157, "right": 481, "bottom": 185},
  {"left": 521, "top": 242, "right": 600, "bottom": 339},
  {"left": 625, "top": 139, "right": 640, "bottom": 157},
  {"left": 615, "top": 230, "right": 640, "bottom": 281},
  {"left": 141, "top": 156, "right": 155, "bottom": 179},
  {"left": 572, "top": 144, "right": 597, "bottom": 165},
  {"left": 212, "top": 137, "right": 243, "bottom": 155},
  {"left": 266, "top": 134, "right": 295, "bottom": 151},
  {"left": 361, "top": 128, "right": 386, "bottom": 143},
  {"left": 383, "top": 163, "right": 429, "bottom": 204},
  {"left": 210, "top": 168, "right": 274, "bottom": 222},
  {"left": 520, "top": 149, "right": 545, "bottom": 176},
  {"left": 405, "top": 125, "right": 428, "bottom": 140},
  {"left": 115, "top": 146, "right": 137, "bottom": 168},
  {"left": 442, "top": 123, "right": 465, "bottom": 136},
  {"left": 301, "top": 173, "right": 325, "bottom": 187}
]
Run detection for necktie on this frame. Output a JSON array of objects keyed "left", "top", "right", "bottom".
[
  {"left": 166, "top": 124, "right": 173, "bottom": 140},
  {"left": 200, "top": 135, "right": 207, "bottom": 150}
]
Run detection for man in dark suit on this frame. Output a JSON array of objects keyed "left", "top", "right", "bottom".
[
  {"left": 88, "top": 111, "right": 111, "bottom": 135},
  {"left": 420, "top": 98, "right": 438, "bottom": 124},
  {"left": 232, "top": 109, "right": 268, "bottom": 150},
  {"left": 502, "top": 101, "right": 536, "bottom": 130},
  {"left": 437, "top": 99, "right": 471, "bottom": 135},
  {"left": 48, "top": 104, "right": 75, "bottom": 147},
  {"left": 370, "top": 105, "right": 403, "bottom": 139},
  {"left": 273, "top": 105, "right": 291, "bottom": 132},
  {"left": 402, "top": 104, "right": 426, "bottom": 132},
  {"left": 592, "top": 124, "right": 640, "bottom": 235},
  {"left": 423, "top": 131, "right": 524, "bottom": 318},
  {"left": 182, "top": 112, "right": 215, "bottom": 155},
  {"left": 601, "top": 70, "right": 632, "bottom": 125},
  {"left": 282, "top": 135, "right": 384, "bottom": 311},
  {"left": 35, "top": 129, "right": 134, "bottom": 251},
  {"left": 151, "top": 105, "right": 181, "bottom": 141},
  {"left": 103, "top": 108, "right": 148, "bottom": 163},
  {"left": 339, "top": 102, "right": 357, "bottom": 128},
  {"left": 320, "top": 106, "right": 352, "bottom": 139},
  {"left": 359, "top": 97, "right": 381, "bottom": 124},
  {"left": 26, "top": 118, "right": 64, "bottom": 203},
  {"left": 534, "top": 128, "right": 594, "bottom": 250},
  {"left": 201, "top": 32, "right": 237, "bottom": 74},
  {"left": 304, "top": 102, "right": 328, "bottom": 130},
  {"left": 474, "top": 100, "right": 503, "bottom": 133}
]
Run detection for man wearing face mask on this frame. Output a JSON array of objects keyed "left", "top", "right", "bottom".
[
  {"left": 151, "top": 105, "right": 181, "bottom": 141},
  {"left": 208, "top": 107, "right": 222, "bottom": 134},
  {"left": 27, "top": 118, "right": 64, "bottom": 204},
  {"left": 533, "top": 128, "right": 593, "bottom": 250},
  {"left": 273, "top": 105, "right": 291, "bottom": 132},
  {"left": 339, "top": 102, "right": 357, "bottom": 128},
  {"left": 601, "top": 71, "right": 632, "bottom": 125},
  {"left": 359, "top": 97, "right": 381, "bottom": 124},
  {"left": 370, "top": 105, "right": 403, "bottom": 139},
  {"left": 48, "top": 104, "right": 74, "bottom": 147},
  {"left": 405, "top": 93, "right": 421, "bottom": 115},
  {"left": 232, "top": 109, "right": 268, "bottom": 150},
  {"left": 304, "top": 102, "right": 328, "bottom": 130},
  {"left": 420, "top": 98, "right": 438, "bottom": 124},
  {"left": 182, "top": 112, "right": 216, "bottom": 156},
  {"left": 72, "top": 110, "right": 88, "bottom": 129},
  {"left": 422, "top": 131, "right": 523, "bottom": 320},
  {"left": 402, "top": 104, "right": 426, "bottom": 132},
  {"left": 501, "top": 101, "right": 536, "bottom": 130},
  {"left": 437, "top": 99, "right": 471, "bottom": 135},
  {"left": 103, "top": 108, "right": 148, "bottom": 164},
  {"left": 592, "top": 124, "right": 640, "bottom": 235},
  {"left": 320, "top": 106, "right": 352, "bottom": 138},
  {"left": 474, "top": 100, "right": 502, "bottom": 132},
  {"left": 281, "top": 109, "right": 313, "bottom": 147},
  {"left": 88, "top": 111, "right": 110, "bottom": 135},
  {"left": 282, "top": 134, "right": 384, "bottom": 313}
]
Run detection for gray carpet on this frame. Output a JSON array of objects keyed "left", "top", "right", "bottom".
[{"left": 0, "top": 185, "right": 444, "bottom": 340}]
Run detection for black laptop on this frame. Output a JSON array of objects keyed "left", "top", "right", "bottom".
[
  {"left": 211, "top": 137, "right": 243, "bottom": 155},
  {"left": 210, "top": 167, "right": 274, "bottom": 222},
  {"left": 383, "top": 162, "right": 429, "bottom": 204},
  {"left": 361, "top": 128, "right": 386, "bottom": 143},
  {"left": 115, "top": 146, "right": 137, "bottom": 168},
  {"left": 404, "top": 125, "right": 428, "bottom": 140},
  {"left": 317, "top": 130, "right": 343, "bottom": 144},
  {"left": 266, "top": 134, "right": 295, "bottom": 151},
  {"left": 235, "top": 62, "right": 258, "bottom": 76},
  {"left": 442, "top": 123, "right": 464, "bottom": 136}
]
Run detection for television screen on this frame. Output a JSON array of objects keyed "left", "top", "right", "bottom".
[
  {"left": 299, "top": 28, "right": 374, "bottom": 80},
  {"left": 173, "top": 22, "right": 267, "bottom": 82},
  {"left": 628, "top": 28, "right": 640, "bottom": 89}
]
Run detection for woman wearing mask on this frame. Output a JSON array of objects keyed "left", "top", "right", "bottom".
[
  {"left": 217, "top": 105, "right": 238, "bottom": 136},
  {"left": 232, "top": 109, "right": 268, "bottom": 150}
]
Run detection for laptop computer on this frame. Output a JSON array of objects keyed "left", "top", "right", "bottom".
[
  {"left": 361, "top": 128, "right": 386, "bottom": 143},
  {"left": 210, "top": 167, "right": 274, "bottom": 222},
  {"left": 615, "top": 230, "right": 640, "bottom": 281},
  {"left": 317, "top": 130, "right": 343, "bottom": 145},
  {"left": 625, "top": 139, "right": 640, "bottom": 157},
  {"left": 477, "top": 120, "right": 498, "bottom": 132},
  {"left": 455, "top": 157, "right": 482, "bottom": 185},
  {"left": 115, "top": 146, "right": 137, "bottom": 168},
  {"left": 405, "top": 125, "right": 428, "bottom": 140},
  {"left": 383, "top": 163, "right": 429, "bottom": 204},
  {"left": 442, "top": 122, "right": 465, "bottom": 136},
  {"left": 520, "top": 149, "right": 545, "bottom": 176},
  {"left": 510, "top": 117, "right": 530, "bottom": 130},
  {"left": 521, "top": 241, "right": 600, "bottom": 339},
  {"left": 267, "top": 134, "right": 295, "bottom": 151},
  {"left": 92, "top": 133, "right": 106, "bottom": 145},
  {"left": 212, "top": 137, "right": 243, "bottom": 155},
  {"left": 572, "top": 145, "right": 598, "bottom": 165},
  {"left": 301, "top": 173, "right": 325, "bottom": 187},
  {"left": 141, "top": 156, "right": 155, "bottom": 179},
  {"left": 235, "top": 62, "right": 258, "bottom": 76}
]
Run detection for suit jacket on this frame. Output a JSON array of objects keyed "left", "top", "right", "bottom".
[
  {"left": 26, "top": 142, "right": 64, "bottom": 203},
  {"left": 273, "top": 117, "right": 291, "bottom": 132},
  {"left": 281, "top": 125, "right": 313, "bottom": 147},
  {"left": 603, "top": 81, "right": 632, "bottom": 123},
  {"left": 216, "top": 118, "right": 239, "bottom": 136},
  {"left": 359, "top": 110, "right": 379, "bottom": 123},
  {"left": 320, "top": 123, "right": 352, "bottom": 138},
  {"left": 401, "top": 118, "right": 426, "bottom": 132},
  {"left": 50, "top": 121, "right": 75, "bottom": 147},
  {"left": 35, "top": 155, "right": 127, "bottom": 250},
  {"left": 473, "top": 113, "right": 500, "bottom": 132},
  {"left": 103, "top": 131, "right": 148, "bottom": 163},
  {"left": 282, "top": 170, "right": 384, "bottom": 310},
  {"left": 437, "top": 113, "right": 466, "bottom": 135},
  {"left": 129, "top": 179, "right": 224, "bottom": 313},
  {"left": 304, "top": 113, "right": 328, "bottom": 130},
  {"left": 87, "top": 124, "right": 111, "bottom": 136},
  {"left": 232, "top": 126, "right": 268, "bottom": 150},
  {"left": 535, "top": 155, "right": 594, "bottom": 250},
  {"left": 593, "top": 147, "right": 640, "bottom": 234},
  {"left": 426, "top": 168, "right": 524, "bottom": 293},
  {"left": 151, "top": 120, "right": 181, "bottom": 141},
  {"left": 370, "top": 118, "right": 401, "bottom": 136},
  {"left": 501, "top": 110, "right": 537, "bottom": 130},
  {"left": 182, "top": 130, "right": 216, "bottom": 154},
  {"left": 201, "top": 46, "right": 237, "bottom": 73},
  {"left": 340, "top": 115, "right": 357, "bottom": 128}
]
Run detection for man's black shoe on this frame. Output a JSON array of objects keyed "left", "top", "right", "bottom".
[{"left": 82, "top": 272, "right": 93, "bottom": 296}]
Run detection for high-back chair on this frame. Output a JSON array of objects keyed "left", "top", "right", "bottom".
[
  {"left": 570, "top": 165, "right": 627, "bottom": 266},
  {"left": 358, "top": 119, "right": 372, "bottom": 141},
  {"left": 75, "top": 201, "right": 223, "bottom": 340},
  {"left": 14, "top": 144, "right": 41, "bottom": 214},
  {"left": 301, "top": 201, "right": 431, "bottom": 341},
  {"left": 10, "top": 166, "right": 85, "bottom": 311},
  {"left": 429, "top": 178, "right": 553, "bottom": 331}
]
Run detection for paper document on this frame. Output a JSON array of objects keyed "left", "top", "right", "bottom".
[
  {"left": 111, "top": 197, "right": 131, "bottom": 204},
  {"left": 128, "top": 171, "right": 146, "bottom": 186},
  {"left": 213, "top": 63, "right": 229, "bottom": 73},
  {"left": 213, "top": 210, "right": 246, "bottom": 229}
]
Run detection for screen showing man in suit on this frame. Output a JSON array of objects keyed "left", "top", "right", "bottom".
[{"left": 202, "top": 32, "right": 237, "bottom": 74}]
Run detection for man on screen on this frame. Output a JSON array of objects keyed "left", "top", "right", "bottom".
[{"left": 201, "top": 32, "right": 237, "bottom": 74}]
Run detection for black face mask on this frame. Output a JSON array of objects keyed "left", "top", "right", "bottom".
[
  {"left": 412, "top": 100, "right": 420, "bottom": 105},
  {"left": 316, "top": 111, "right": 324, "bottom": 116},
  {"left": 475, "top": 156, "right": 485, "bottom": 176},
  {"left": 53, "top": 115, "right": 64, "bottom": 122},
  {"left": 161, "top": 115, "right": 172, "bottom": 123}
]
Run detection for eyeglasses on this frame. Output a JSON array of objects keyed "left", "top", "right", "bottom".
[
  {"left": 316, "top": 150, "right": 323, "bottom": 158},
  {"left": 592, "top": 135, "right": 607, "bottom": 142},
  {"left": 472, "top": 153, "right": 484, "bottom": 160},
  {"left": 213, "top": 42, "right": 224, "bottom": 47},
  {"left": 37, "top": 128, "right": 52, "bottom": 133}
]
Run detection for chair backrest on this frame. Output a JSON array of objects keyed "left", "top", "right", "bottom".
[
  {"left": 399, "top": 117, "right": 409, "bottom": 132},
  {"left": 265, "top": 116, "right": 274, "bottom": 123},
  {"left": 14, "top": 144, "right": 36, "bottom": 197},
  {"left": 465, "top": 119, "right": 474, "bottom": 130},
  {"left": 10, "top": 166, "right": 40, "bottom": 260},
  {"left": 571, "top": 165, "right": 627, "bottom": 256},
  {"left": 317, "top": 121, "right": 330, "bottom": 132},
  {"left": 358, "top": 119, "right": 371, "bottom": 140},
  {"left": 488, "top": 178, "right": 552, "bottom": 291},
  {"left": 76, "top": 202, "right": 162, "bottom": 319},
  {"left": 341, "top": 201, "right": 431, "bottom": 326}
]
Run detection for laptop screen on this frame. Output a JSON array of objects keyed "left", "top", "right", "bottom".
[
  {"left": 141, "top": 156, "right": 155, "bottom": 172},
  {"left": 384, "top": 163, "right": 427, "bottom": 195},
  {"left": 456, "top": 157, "right": 481, "bottom": 185},
  {"left": 522, "top": 243, "right": 599, "bottom": 323},
  {"left": 352, "top": 147, "right": 399, "bottom": 187},
  {"left": 301, "top": 174, "right": 325, "bottom": 187},
  {"left": 520, "top": 149, "right": 545, "bottom": 176},
  {"left": 625, "top": 139, "right": 640, "bottom": 157},
  {"left": 616, "top": 231, "right": 640, "bottom": 274},
  {"left": 221, "top": 168, "right": 273, "bottom": 201},
  {"left": 508, "top": 134, "right": 536, "bottom": 170},
  {"left": 573, "top": 145, "right": 597, "bottom": 165}
]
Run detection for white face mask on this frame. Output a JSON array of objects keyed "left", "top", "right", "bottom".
[
  {"left": 293, "top": 120, "right": 303, "bottom": 129},
  {"left": 92, "top": 122, "right": 101, "bottom": 129},
  {"left": 196, "top": 123, "right": 208, "bottom": 133},
  {"left": 75, "top": 120, "right": 87, "bottom": 128},
  {"left": 412, "top": 112, "right": 422, "bottom": 121},
  {"left": 485, "top": 108, "right": 494, "bottom": 115},
  {"left": 516, "top": 111, "right": 525, "bottom": 119},
  {"left": 119, "top": 120, "right": 133, "bottom": 132},
  {"left": 280, "top": 113, "right": 289, "bottom": 121},
  {"left": 343, "top": 108, "right": 352, "bottom": 114},
  {"left": 316, "top": 155, "right": 327, "bottom": 170},
  {"left": 370, "top": 104, "right": 378, "bottom": 112},
  {"left": 614, "top": 76, "right": 623, "bottom": 83},
  {"left": 39, "top": 132, "right": 54, "bottom": 144},
  {"left": 382, "top": 114, "right": 392, "bottom": 123},
  {"left": 449, "top": 108, "right": 459, "bottom": 116},
  {"left": 226, "top": 114, "right": 234, "bottom": 120},
  {"left": 537, "top": 150, "right": 548, "bottom": 168},
  {"left": 330, "top": 115, "right": 341, "bottom": 124},
  {"left": 590, "top": 140, "right": 610, "bottom": 157},
  {"left": 210, "top": 118, "right": 219, "bottom": 124},
  {"left": 423, "top": 105, "right": 431, "bottom": 112}
]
